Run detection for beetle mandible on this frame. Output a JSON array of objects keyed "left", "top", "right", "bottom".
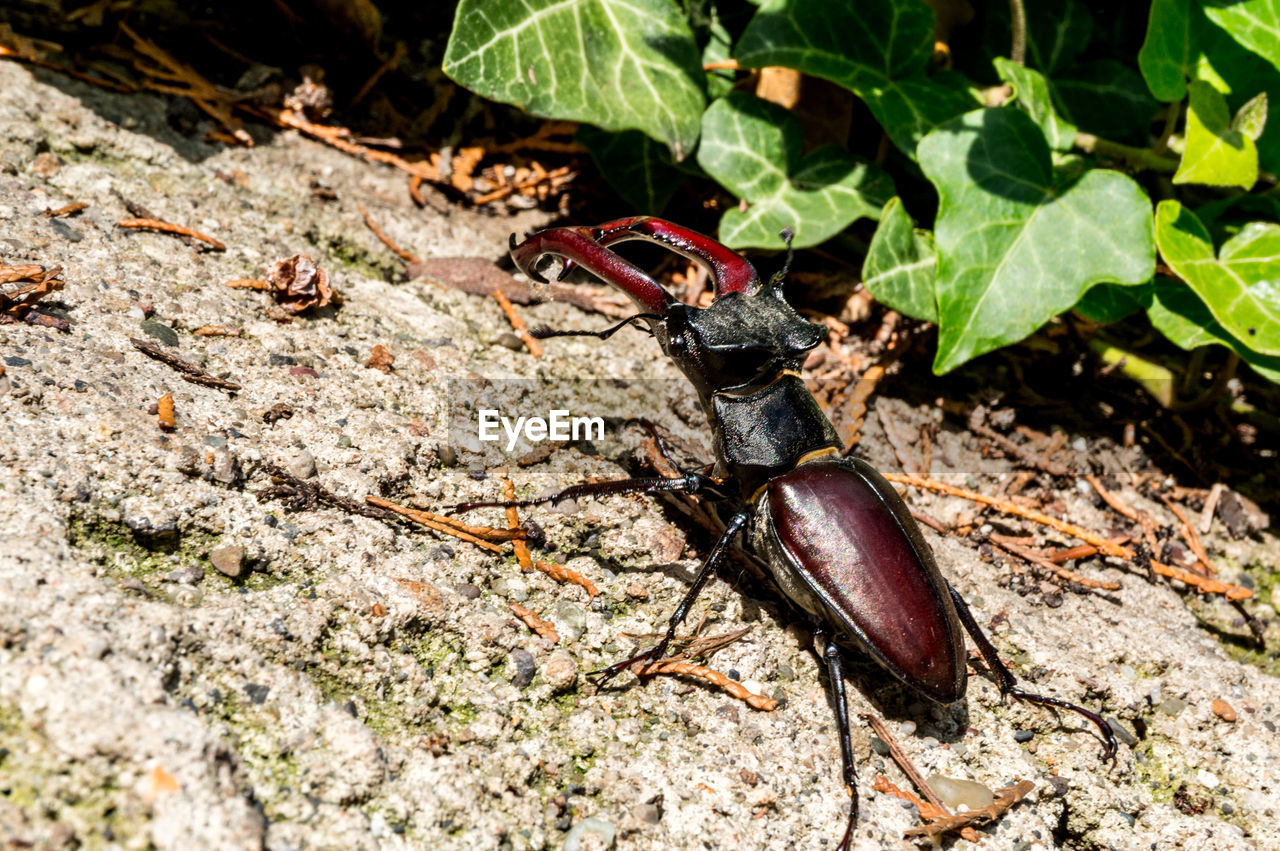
[{"left": 456, "top": 217, "right": 1116, "bottom": 848}]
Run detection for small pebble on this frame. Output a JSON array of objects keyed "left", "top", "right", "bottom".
[
  {"left": 1212, "top": 698, "right": 1237, "bottom": 722},
  {"left": 455, "top": 583, "right": 481, "bottom": 600},
  {"left": 167, "top": 564, "right": 205, "bottom": 585},
  {"left": 870, "top": 737, "right": 890, "bottom": 756},
  {"left": 543, "top": 650, "right": 578, "bottom": 692},
  {"left": 1195, "top": 769, "right": 1219, "bottom": 789},
  {"left": 495, "top": 332, "right": 525, "bottom": 351},
  {"left": 563, "top": 817, "right": 615, "bottom": 851},
  {"left": 508, "top": 649, "right": 536, "bottom": 689},
  {"left": 554, "top": 600, "right": 587, "bottom": 642},
  {"left": 1013, "top": 730, "right": 1034, "bottom": 743},
  {"left": 286, "top": 450, "right": 317, "bottom": 479},
  {"left": 1157, "top": 697, "right": 1188, "bottom": 716},
  {"left": 1106, "top": 717, "right": 1139, "bottom": 748},
  {"left": 636, "top": 803, "right": 661, "bottom": 824},
  {"left": 210, "top": 545, "right": 246, "bottom": 578},
  {"left": 927, "top": 774, "right": 994, "bottom": 811},
  {"left": 139, "top": 320, "right": 179, "bottom": 347}
]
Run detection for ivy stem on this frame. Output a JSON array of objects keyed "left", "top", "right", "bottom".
[
  {"left": 1075, "top": 132, "right": 1178, "bottom": 173},
  {"left": 1151, "top": 100, "right": 1182, "bottom": 156},
  {"left": 1007, "top": 0, "right": 1027, "bottom": 66}
]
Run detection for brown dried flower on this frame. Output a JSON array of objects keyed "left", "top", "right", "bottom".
[{"left": 265, "top": 254, "right": 339, "bottom": 313}]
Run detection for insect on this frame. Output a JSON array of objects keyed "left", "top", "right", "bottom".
[{"left": 457, "top": 217, "right": 1116, "bottom": 848}]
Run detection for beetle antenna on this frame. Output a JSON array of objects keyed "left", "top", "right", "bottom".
[
  {"left": 530, "top": 313, "right": 661, "bottom": 341},
  {"left": 769, "top": 226, "right": 795, "bottom": 289}
]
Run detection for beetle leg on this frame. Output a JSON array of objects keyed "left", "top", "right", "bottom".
[
  {"left": 588, "top": 511, "right": 750, "bottom": 689},
  {"left": 450, "top": 473, "right": 712, "bottom": 514},
  {"left": 817, "top": 630, "right": 859, "bottom": 851},
  {"left": 948, "top": 585, "right": 1120, "bottom": 762}
]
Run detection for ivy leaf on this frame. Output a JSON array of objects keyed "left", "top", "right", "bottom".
[
  {"left": 577, "top": 128, "right": 686, "bottom": 213},
  {"left": 735, "top": 0, "right": 978, "bottom": 156},
  {"left": 862, "top": 197, "right": 938, "bottom": 323},
  {"left": 1075, "top": 283, "right": 1150, "bottom": 324},
  {"left": 701, "top": 5, "right": 736, "bottom": 99},
  {"left": 1196, "top": 194, "right": 1280, "bottom": 243},
  {"left": 981, "top": 0, "right": 1092, "bottom": 77},
  {"left": 1139, "top": 0, "right": 1196, "bottom": 101},
  {"left": 443, "top": 0, "right": 705, "bottom": 160},
  {"left": 918, "top": 108, "right": 1154, "bottom": 374},
  {"left": 1053, "top": 60, "right": 1159, "bottom": 144},
  {"left": 1024, "top": 0, "right": 1093, "bottom": 75},
  {"left": 1174, "top": 81, "right": 1259, "bottom": 189},
  {"left": 1155, "top": 200, "right": 1280, "bottom": 357},
  {"left": 1147, "top": 278, "right": 1280, "bottom": 382},
  {"left": 1146, "top": 0, "right": 1280, "bottom": 172},
  {"left": 1232, "top": 91, "right": 1269, "bottom": 140},
  {"left": 993, "top": 57, "right": 1077, "bottom": 151},
  {"left": 697, "top": 93, "right": 893, "bottom": 249}
]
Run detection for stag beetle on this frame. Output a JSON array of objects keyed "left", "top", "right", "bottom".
[{"left": 457, "top": 217, "right": 1116, "bottom": 848}]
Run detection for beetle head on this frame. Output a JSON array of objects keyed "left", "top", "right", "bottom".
[{"left": 659, "top": 282, "right": 826, "bottom": 394}]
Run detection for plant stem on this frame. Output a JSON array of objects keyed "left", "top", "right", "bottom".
[
  {"left": 1075, "top": 132, "right": 1178, "bottom": 173},
  {"left": 1152, "top": 100, "right": 1181, "bottom": 155},
  {"left": 1007, "top": 0, "right": 1027, "bottom": 66}
]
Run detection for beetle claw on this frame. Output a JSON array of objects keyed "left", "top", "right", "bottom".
[{"left": 586, "top": 645, "right": 665, "bottom": 691}]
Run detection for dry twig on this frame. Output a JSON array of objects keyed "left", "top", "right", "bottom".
[
  {"left": 1160, "top": 495, "right": 1216, "bottom": 576},
  {"left": 887, "top": 473, "right": 1252, "bottom": 600},
  {"left": 509, "top": 602, "right": 559, "bottom": 642},
  {"left": 41, "top": 201, "right": 88, "bottom": 218},
  {"left": 358, "top": 203, "right": 421, "bottom": 263},
  {"left": 0, "top": 263, "right": 67, "bottom": 329},
  {"left": 118, "top": 217, "right": 225, "bottom": 250},
  {"left": 504, "top": 479, "right": 536, "bottom": 573},
  {"left": 972, "top": 421, "right": 1072, "bottom": 476},
  {"left": 493, "top": 289, "right": 543, "bottom": 357},
  {"left": 364, "top": 496, "right": 512, "bottom": 553},
  {"left": 634, "top": 660, "right": 777, "bottom": 711},
  {"left": 129, "top": 337, "right": 241, "bottom": 391},
  {"left": 988, "top": 534, "right": 1121, "bottom": 591},
  {"left": 535, "top": 560, "right": 600, "bottom": 599},
  {"left": 1085, "top": 474, "right": 1139, "bottom": 521}
]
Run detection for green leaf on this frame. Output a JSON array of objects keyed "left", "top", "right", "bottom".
[
  {"left": 917, "top": 108, "right": 1155, "bottom": 374},
  {"left": 1147, "top": 278, "right": 1280, "bottom": 382},
  {"left": 1155, "top": 200, "right": 1280, "bottom": 356},
  {"left": 1232, "top": 91, "right": 1268, "bottom": 140},
  {"left": 1174, "top": 81, "right": 1259, "bottom": 189},
  {"left": 1139, "top": 0, "right": 1196, "bottom": 101},
  {"left": 1024, "top": 0, "right": 1093, "bottom": 75},
  {"left": 1075, "top": 283, "right": 1150, "bottom": 324},
  {"left": 577, "top": 127, "right": 685, "bottom": 213},
  {"left": 701, "top": 5, "right": 736, "bottom": 99},
  {"left": 443, "top": 0, "right": 705, "bottom": 160},
  {"left": 862, "top": 197, "right": 938, "bottom": 323},
  {"left": 993, "top": 57, "right": 1077, "bottom": 151},
  {"left": 697, "top": 93, "right": 893, "bottom": 249},
  {"left": 735, "top": 0, "right": 978, "bottom": 157},
  {"left": 1200, "top": 0, "right": 1280, "bottom": 173},
  {"left": 1195, "top": 194, "right": 1280, "bottom": 243},
  {"left": 1052, "top": 60, "right": 1160, "bottom": 144}
]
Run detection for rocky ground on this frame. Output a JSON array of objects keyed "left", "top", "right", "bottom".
[{"left": 1, "top": 59, "right": 1278, "bottom": 850}]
